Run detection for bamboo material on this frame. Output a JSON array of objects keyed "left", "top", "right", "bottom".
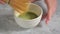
[{"left": 3, "top": 0, "right": 29, "bottom": 14}]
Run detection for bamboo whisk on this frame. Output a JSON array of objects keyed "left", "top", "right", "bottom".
[{"left": 3, "top": 0, "right": 30, "bottom": 14}]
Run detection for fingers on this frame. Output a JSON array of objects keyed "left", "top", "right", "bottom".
[
  {"left": 45, "top": 15, "right": 48, "bottom": 24},
  {"left": 29, "top": 0, "right": 37, "bottom": 2},
  {"left": 42, "top": 13, "right": 47, "bottom": 20},
  {"left": 0, "top": 0, "right": 5, "bottom": 4},
  {"left": 45, "top": 12, "right": 51, "bottom": 24}
]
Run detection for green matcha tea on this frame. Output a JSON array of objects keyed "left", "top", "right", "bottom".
[{"left": 19, "top": 12, "right": 38, "bottom": 20}]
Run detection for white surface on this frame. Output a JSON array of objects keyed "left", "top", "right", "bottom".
[{"left": 0, "top": 0, "right": 60, "bottom": 34}]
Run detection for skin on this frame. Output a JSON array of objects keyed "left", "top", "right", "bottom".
[
  {"left": 0, "top": 0, "right": 57, "bottom": 24},
  {"left": 0, "top": 0, "right": 5, "bottom": 4},
  {"left": 30, "top": 0, "right": 57, "bottom": 24},
  {"left": 45, "top": 0, "right": 57, "bottom": 24}
]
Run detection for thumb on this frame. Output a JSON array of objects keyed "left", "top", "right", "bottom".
[{"left": 45, "top": 14, "right": 51, "bottom": 24}]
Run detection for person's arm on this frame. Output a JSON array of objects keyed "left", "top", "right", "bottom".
[{"left": 45, "top": 0, "right": 57, "bottom": 24}]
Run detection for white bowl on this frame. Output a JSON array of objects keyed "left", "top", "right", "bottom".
[{"left": 14, "top": 3, "right": 43, "bottom": 28}]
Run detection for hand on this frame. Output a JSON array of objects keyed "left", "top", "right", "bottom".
[
  {"left": 45, "top": 0, "right": 57, "bottom": 24},
  {"left": 30, "top": 0, "right": 57, "bottom": 24},
  {"left": 0, "top": 0, "right": 5, "bottom": 4},
  {"left": 29, "top": 0, "right": 37, "bottom": 2}
]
